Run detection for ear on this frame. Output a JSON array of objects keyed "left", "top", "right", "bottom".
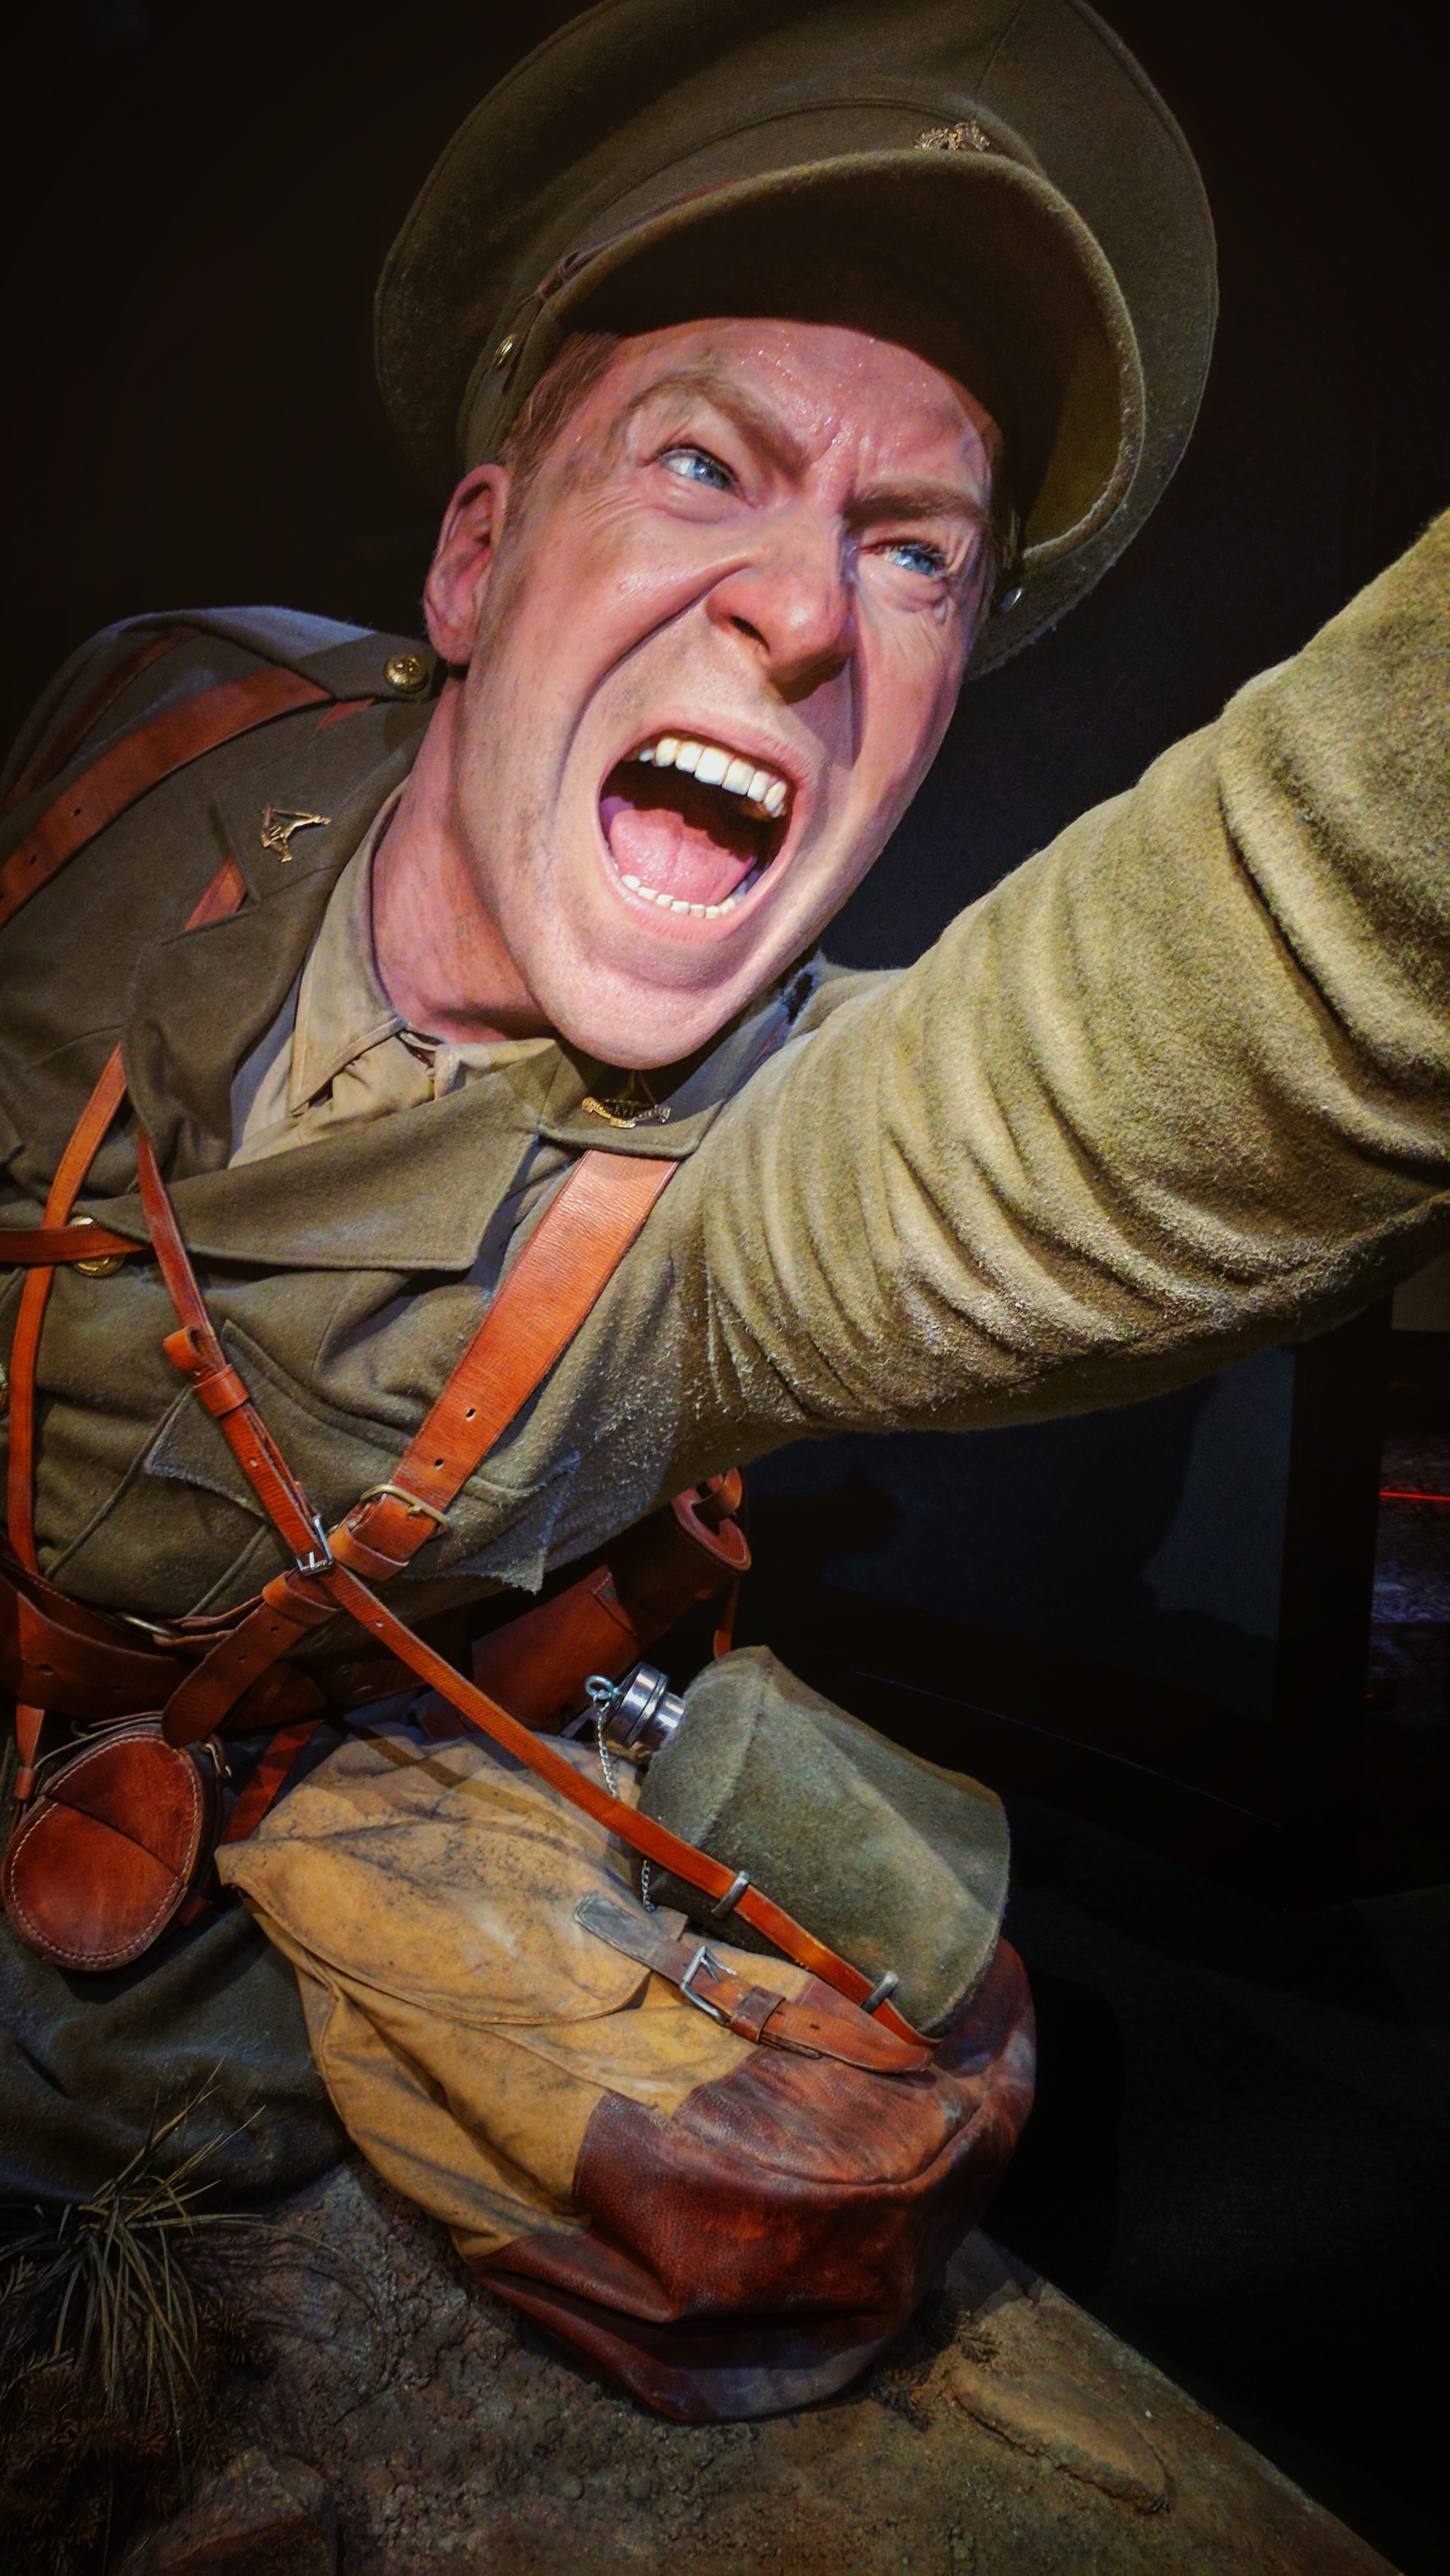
[{"left": 422, "top": 463, "right": 512, "bottom": 665}]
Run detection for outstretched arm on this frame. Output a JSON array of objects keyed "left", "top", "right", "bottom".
[{"left": 645, "top": 510, "right": 1450, "bottom": 1468}]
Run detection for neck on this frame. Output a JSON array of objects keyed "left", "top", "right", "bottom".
[{"left": 370, "top": 682, "right": 552, "bottom": 1044}]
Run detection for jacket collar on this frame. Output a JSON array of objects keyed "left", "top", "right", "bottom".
[
  {"left": 113, "top": 703, "right": 824, "bottom": 1268},
  {"left": 124, "top": 703, "right": 428, "bottom": 1175},
  {"left": 99, "top": 967, "right": 821, "bottom": 1272}
]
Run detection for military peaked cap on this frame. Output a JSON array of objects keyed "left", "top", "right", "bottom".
[{"left": 375, "top": 0, "right": 1216, "bottom": 671}]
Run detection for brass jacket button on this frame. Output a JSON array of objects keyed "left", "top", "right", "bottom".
[
  {"left": 73, "top": 1216, "right": 127, "bottom": 1278},
  {"left": 384, "top": 653, "right": 430, "bottom": 697}
]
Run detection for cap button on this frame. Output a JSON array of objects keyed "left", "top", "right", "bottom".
[{"left": 384, "top": 653, "right": 430, "bottom": 697}]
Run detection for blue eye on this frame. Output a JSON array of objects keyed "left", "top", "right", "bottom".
[
  {"left": 661, "top": 446, "right": 733, "bottom": 491},
  {"left": 886, "top": 540, "right": 948, "bottom": 577}
]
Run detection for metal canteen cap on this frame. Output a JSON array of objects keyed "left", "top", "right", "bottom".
[{"left": 589, "top": 1663, "right": 687, "bottom": 1754}]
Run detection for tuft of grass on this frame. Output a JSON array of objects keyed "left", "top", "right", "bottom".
[
  {"left": 956, "top": 2316, "right": 1000, "bottom": 2369},
  {"left": 0, "top": 2090, "right": 271, "bottom": 2576}
]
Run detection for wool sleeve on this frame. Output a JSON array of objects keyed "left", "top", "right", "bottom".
[{"left": 650, "top": 508, "right": 1450, "bottom": 1461}]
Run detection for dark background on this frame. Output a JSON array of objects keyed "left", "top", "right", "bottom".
[{"left": 3, "top": 4, "right": 1446, "bottom": 2569}]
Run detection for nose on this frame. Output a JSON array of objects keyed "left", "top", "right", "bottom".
[{"left": 705, "top": 512, "right": 854, "bottom": 697}]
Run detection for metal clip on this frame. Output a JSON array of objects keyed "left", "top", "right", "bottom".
[
  {"left": 860, "top": 1970, "right": 900, "bottom": 2017},
  {"left": 709, "top": 1870, "right": 751, "bottom": 1921},
  {"left": 293, "top": 1516, "right": 335, "bottom": 1578},
  {"left": 678, "top": 1942, "right": 729, "bottom": 2024}
]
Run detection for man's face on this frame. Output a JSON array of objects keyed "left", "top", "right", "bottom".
[{"left": 429, "top": 317, "right": 997, "bottom": 1068}]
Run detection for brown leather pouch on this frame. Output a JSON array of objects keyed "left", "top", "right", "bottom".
[{"left": 1, "top": 1719, "right": 223, "bottom": 1971}]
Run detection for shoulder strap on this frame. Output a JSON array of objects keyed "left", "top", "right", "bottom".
[
  {"left": 0, "top": 626, "right": 194, "bottom": 822},
  {"left": 326, "top": 1151, "right": 678, "bottom": 1583},
  {"left": 153, "top": 1143, "right": 674, "bottom": 1739},
  {"left": 5, "top": 857, "right": 249, "bottom": 1572},
  {"left": 0, "top": 664, "right": 330, "bottom": 935},
  {"left": 130, "top": 1145, "right": 926, "bottom": 2046},
  {"left": 3, "top": 855, "right": 250, "bottom": 1796},
  {"left": 2, "top": 641, "right": 358, "bottom": 1541}
]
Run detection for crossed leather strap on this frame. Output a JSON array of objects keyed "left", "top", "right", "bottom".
[
  {"left": 1, "top": 653, "right": 928, "bottom": 2050},
  {"left": 126, "top": 1130, "right": 924, "bottom": 2050}
]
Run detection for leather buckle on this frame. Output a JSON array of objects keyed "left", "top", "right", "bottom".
[
  {"left": 354, "top": 1482, "right": 451, "bottom": 1535},
  {"left": 709, "top": 1869, "right": 751, "bottom": 1921},
  {"left": 678, "top": 1942, "right": 730, "bottom": 2024}
]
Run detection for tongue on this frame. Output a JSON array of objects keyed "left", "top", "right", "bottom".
[{"left": 601, "top": 767, "right": 762, "bottom": 907}]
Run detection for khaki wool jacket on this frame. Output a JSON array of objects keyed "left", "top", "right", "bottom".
[{"left": 3, "top": 517, "right": 1449, "bottom": 1640}]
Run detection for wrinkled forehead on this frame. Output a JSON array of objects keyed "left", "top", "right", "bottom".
[{"left": 550, "top": 315, "right": 999, "bottom": 495}]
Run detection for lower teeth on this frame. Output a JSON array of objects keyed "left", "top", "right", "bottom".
[{"left": 620, "top": 871, "right": 737, "bottom": 916}]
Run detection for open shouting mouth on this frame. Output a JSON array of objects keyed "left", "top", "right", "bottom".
[{"left": 599, "top": 732, "right": 794, "bottom": 918}]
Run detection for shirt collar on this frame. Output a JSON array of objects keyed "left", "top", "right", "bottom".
[
  {"left": 286, "top": 788, "right": 560, "bottom": 1117},
  {"left": 287, "top": 787, "right": 407, "bottom": 1111}
]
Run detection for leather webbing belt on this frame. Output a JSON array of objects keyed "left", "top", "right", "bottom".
[
  {"left": 0, "top": 627, "right": 196, "bottom": 826},
  {"left": 0, "top": 663, "right": 331, "bottom": 932},
  {"left": 1, "top": 673, "right": 928, "bottom": 2047},
  {"left": 123, "top": 1139, "right": 927, "bottom": 2040},
  {"left": 11, "top": 1086, "right": 924, "bottom": 2041}
]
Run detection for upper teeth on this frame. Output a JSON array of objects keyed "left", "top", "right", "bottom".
[{"left": 636, "top": 734, "right": 790, "bottom": 818}]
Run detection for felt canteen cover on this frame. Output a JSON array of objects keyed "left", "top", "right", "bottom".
[{"left": 639, "top": 1646, "right": 1011, "bottom": 2033}]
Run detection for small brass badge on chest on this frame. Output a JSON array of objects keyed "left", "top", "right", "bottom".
[
  {"left": 260, "top": 804, "right": 331, "bottom": 861},
  {"left": 582, "top": 1070, "right": 673, "bottom": 1129}
]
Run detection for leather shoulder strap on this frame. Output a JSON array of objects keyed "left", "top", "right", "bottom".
[
  {"left": 4, "top": 857, "right": 248, "bottom": 1572},
  {"left": 327, "top": 1150, "right": 676, "bottom": 1583},
  {"left": 288, "top": 1555, "right": 927, "bottom": 2048},
  {"left": 3, "top": 652, "right": 334, "bottom": 1550},
  {"left": 132, "top": 1129, "right": 335, "bottom": 1572},
  {"left": 31, "top": 1023, "right": 920, "bottom": 2043},
  {"left": 156, "top": 1145, "right": 677, "bottom": 1739},
  {"left": 0, "top": 665, "right": 328, "bottom": 934},
  {"left": 0, "top": 626, "right": 194, "bottom": 823}
]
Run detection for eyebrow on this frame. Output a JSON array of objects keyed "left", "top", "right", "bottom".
[
  {"left": 618, "top": 369, "right": 989, "bottom": 525},
  {"left": 618, "top": 367, "right": 812, "bottom": 478},
  {"left": 845, "top": 482, "right": 989, "bottom": 529}
]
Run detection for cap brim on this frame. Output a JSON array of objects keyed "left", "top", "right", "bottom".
[
  {"left": 375, "top": 0, "right": 1215, "bottom": 678},
  {"left": 457, "top": 150, "right": 1145, "bottom": 591}
]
